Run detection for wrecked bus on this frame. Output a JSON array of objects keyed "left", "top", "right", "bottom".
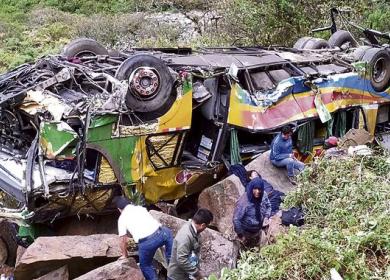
[{"left": 0, "top": 38, "right": 390, "bottom": 265}]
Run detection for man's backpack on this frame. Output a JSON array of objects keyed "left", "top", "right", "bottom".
[{"left": 281, "top": 207, "right": 304, "bottom": 226}]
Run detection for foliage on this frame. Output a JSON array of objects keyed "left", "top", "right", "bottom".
[
  {"left": 220, "top": 149, "right": 390, "bottom": 279},
  {"left": 1, "top": 0, "right": 390, "bottom": 71}
]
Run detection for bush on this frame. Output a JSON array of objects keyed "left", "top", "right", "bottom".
[{"left": 221, "top": 149, "right": 390, "bottom": 279}]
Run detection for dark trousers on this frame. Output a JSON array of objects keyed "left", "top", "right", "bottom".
[{"left": 138, "top": 226, "right": 173, "bottom": 280}]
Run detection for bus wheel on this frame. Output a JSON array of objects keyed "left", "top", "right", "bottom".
[
  {"left": 362, "top": 48, "right": 390, "bottom": 92},
  {"left": 61, "top": 38, "right": 109, "bottom": 58},
  {"left": 115, "top": 54, "right": 174, "bottom": 116},
  {"left": 293, "top": 37, "right": 312, "bottom": 49},
  {"left": 328, "top": 30, "right": 357, "bottom": 48}
]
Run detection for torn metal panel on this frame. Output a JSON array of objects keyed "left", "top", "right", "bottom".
[
  {"left": 19, "top": 90, "right": 72, "bottom": 121},
  {"left": 39, "top": 122, "right": 78, "bottom": 159}
]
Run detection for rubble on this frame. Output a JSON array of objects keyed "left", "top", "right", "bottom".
[
  {"left": 15, "top": 234, "right": 122, "bottom": 279},
  {"left": 74, "top": 258, "right": 144, "bottom": 280},
  {"left": 150, "top": 210, "right": 238, "bottom": 278}
]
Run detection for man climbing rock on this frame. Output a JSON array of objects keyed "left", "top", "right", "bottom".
[
  {"left": 270, "top": 125, "right": 305, "bottom": 184},
  {"left": 168, "top": 208, "right": 214, "bottom": 280},
  {"left": 113, "top": 196, "right": 173, "bottom": 280}
]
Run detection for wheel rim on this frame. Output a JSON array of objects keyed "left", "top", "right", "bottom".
[
  {"left": 372, "top": 57, "right": 387, "bottom": 83},
  {"left": 128, "top": 67, "right": 160, "bottom": 100},
  {"left": 0, "top": 238, "right": 8, "bottom": 265}
]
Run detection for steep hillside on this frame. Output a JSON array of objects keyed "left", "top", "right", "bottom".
[
  {"left": 221, "top": 149, "right": 390, "bottom": 280},
  {"left": 1, "top": 0, "right": 390, "bottom": 72}
]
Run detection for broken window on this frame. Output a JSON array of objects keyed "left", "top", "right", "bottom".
[
  {"left": 250, "top": 68, "right": 292, "bottom": 92},
  {"left": 251, "top": 71, "right": 274, "bottom": 91},
  {"left": 146, "top": 132, "right": 185, "bottom": 170}
]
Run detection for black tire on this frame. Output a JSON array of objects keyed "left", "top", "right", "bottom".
[
  {"left": 115, "top": 54, "right": 174, "bottom": 114},
  {"left": 353, "top": 46, "right": 372, "bottom": 61},
  {"left": 362, "top": 48, "right": 390, "bottom": 92},
  {"left": 303, "top": 38, "right": 330, "bottom": 49},
  {"left": 328, "top": 30, "right": 357, "bottom": 48},
  {"left": 293, "top": 36, "right": 313, "bottom": 49},
  {"left": 61, "top": 38, "right": 109, "bottom": 58},
  {"left": 0, "top": 220, "right": 18, "bottom": 266}
]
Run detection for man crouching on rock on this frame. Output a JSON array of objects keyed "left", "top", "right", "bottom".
[
  {"left": 168, "top": 208, "right": 214, "bottom": 280},
  {"left": 233, "top": 177, "right": 271, "bottom": 247},
  {"left": 113, "top": 196, "right": 173, "bottom": 280}
]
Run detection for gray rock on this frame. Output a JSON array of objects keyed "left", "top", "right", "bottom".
[
  {"left": 15, "top": 234, "right": 121, "bottom": 279},
  {"left": 150, "top": 210, "right": 238, "bottom": 278},
  {"left": 245, "top": 151, "right": 294, "bottom": 194},
  {"left": 198, "top": 175, "right": 244, "bottom": 240},
  {"left": 15, "top": 245, "right": 26, "bottom": 267},
  {"left": 74, "top": 258, "right": 144, "bottom": 280},
  {"left": 33, "top": 265, "right": 69, "bottom": 280}
]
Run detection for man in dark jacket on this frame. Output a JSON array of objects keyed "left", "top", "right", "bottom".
[
  {"left": 270, "top": 125, "right": 305, "bottom": 184},
  {"left": 233, "top": 177, "right": 271, "bottom": 246},
  {"left": 168, "top": 208, "right": 213, "bottom": 280}
]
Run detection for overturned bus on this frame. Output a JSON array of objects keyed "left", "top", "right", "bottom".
[{"left": 0, "top": 38, "right": 389, "bottom": 264}]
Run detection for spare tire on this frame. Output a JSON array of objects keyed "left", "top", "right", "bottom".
[
  {"left": 303, "top": 38, "right": 330, "bottom": 49},
  {"left": 293, "top": 36, "right": 313, "bottom": 49},
  {"left": 328, "top": 30, "right": 357, "bottom": 48},
  {"left": 61, "top": 38, "right": 109, "bottom": 58},
  {"left": 115, "top": 54, "right": 174, "bottom": 114},
  {"left": 362, "top": 48, "right": 390, "bottom": 92},
  {"left": 0, "top": 220, "right": 18, "bottom": 266}
]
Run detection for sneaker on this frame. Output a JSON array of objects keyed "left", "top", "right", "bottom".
[{"left": 288, "top": 176, "right": 297, "bottom": 185}]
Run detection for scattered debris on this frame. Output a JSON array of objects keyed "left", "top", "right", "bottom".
[
  {"left": 338, "top": 128, "right": 371, "bottom": 148},
  {"left": 347, "top": 145, "right": 372, "bottom": 156}
]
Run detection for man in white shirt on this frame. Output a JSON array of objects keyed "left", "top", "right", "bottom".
[{"left": 113, "top": 196, "right": 173, "bottom": 280}]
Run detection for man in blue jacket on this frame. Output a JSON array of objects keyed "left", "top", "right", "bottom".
[
  {"left": 270, "top": 125, "right": 305, "bottom": 184},
  {"left": 233, "top": 177, "right": 271, "bottom": 247}
]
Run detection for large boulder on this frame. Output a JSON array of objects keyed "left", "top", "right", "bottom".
[
  {"left": 150, "top": 210, "right": 238, "bottom": 278},
  {"left": 198, "top": 150, "right": 294, "bottom": 240},
  {"left": 74, "top": 258, "right": 144, "bottom": 280},
  {"left": 197, "top": 175, "right": 244, "bottom": 240},
  {"left": 15, "top": 234, "right": 122, "bottom": 280},
  {"left": 245, "top": 151, "right": 294, "bottom": 194}
]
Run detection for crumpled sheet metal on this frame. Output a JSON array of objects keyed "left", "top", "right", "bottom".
[
  {"left": 39, "top": 121, "right": 78, "bottom": 159},
  {"left": 19, "top": 90, "right": 72, "bottom": 121}
]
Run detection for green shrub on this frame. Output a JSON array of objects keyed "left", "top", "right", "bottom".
[{"left": 221, "top": 149, "right": 390, "bottom": 279}]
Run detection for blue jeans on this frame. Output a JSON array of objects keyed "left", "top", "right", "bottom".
[
  {"left": 271, "top": 158, "right": 305, "bottom": 177},
  {"left": 138, "top": 226, "right": 173, "bottom": 280}
]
